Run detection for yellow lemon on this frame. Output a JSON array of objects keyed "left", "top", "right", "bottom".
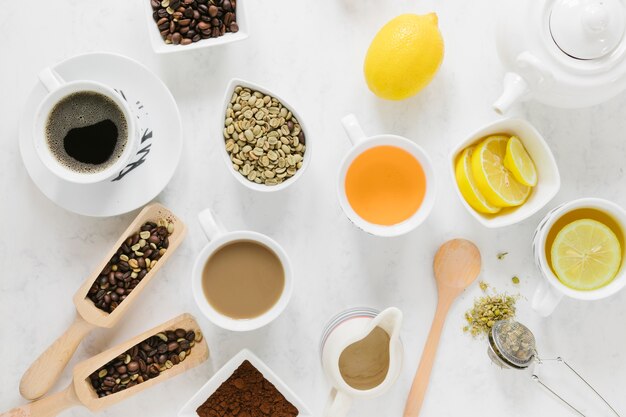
[
  {"left": 364, "top": 13, "right": 444, "bottom": 100},
  {"left": 455, "top": 147, "right": 501, "bottom": 214},
  {"left": 503, "top": 136, "right": 538, "bottom": 187},
  {"left": 551, "top": 219, "right": 622, "bottom": 290},
  {"left": 471, "top": 135, "right": 531, "bottom": 207}
]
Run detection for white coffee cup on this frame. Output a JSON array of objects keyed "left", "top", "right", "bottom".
[
  {"left": 532, "top": 198, "right": 626, "bottom": 316},
  {"left": 33, "top": 67, "right": 139, "bottom": 184},
  {"left": 191, "top": 208, "right": 294, "bottom": 331},
  {"left": 338, "top": 114, "right": 436, "bottom": 237}
]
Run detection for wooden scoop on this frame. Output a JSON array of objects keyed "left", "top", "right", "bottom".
[
  {"left": 4, "top": 313, "right": 208, "bottom": 417},
  {"left": 19, "top": 203, "right": 187, "bottom": 400},
  {"left": 403, "top": 239, "right": 481, "bottom": 417}
]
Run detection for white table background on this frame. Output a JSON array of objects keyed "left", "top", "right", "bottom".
[{"left": 2, "top": 1, "right": 626, "bottom": 416}]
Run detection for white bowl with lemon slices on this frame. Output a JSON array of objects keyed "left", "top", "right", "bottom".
[{"left": 450, "top": 118, "right": 560, "bottom": 228}]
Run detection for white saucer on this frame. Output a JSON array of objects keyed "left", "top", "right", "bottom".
[{"left": 19, "top": 52, "right": 182, "bottom": 217}]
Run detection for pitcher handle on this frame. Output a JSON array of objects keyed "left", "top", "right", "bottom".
[
  {"left": 341, "top": 114, "right": 367, "bottom": 145},
  {"left": 38, "top": 67, "right": 65, "bottom": 92},
  {"left": 532, "top": 279, "right": 563, "bottom": 317},
  {"left": 198, "top": 208, "right": 227, "bottom": 242},
  {"left": 324, "top": 389, "right": 353, "bottom": 417}
]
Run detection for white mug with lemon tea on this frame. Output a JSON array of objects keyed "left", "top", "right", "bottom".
[
  {"left": 532, "top": 198, "right": 626, "bottom": 316},
  {"left": 338, "top": 114, "right": 436, "bottom": 237},
  {"left": 192, "top": 208, "right": 293, "bottom": 331}
]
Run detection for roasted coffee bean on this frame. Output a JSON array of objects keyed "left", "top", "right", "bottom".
[
  {"left": 148, "top": 364, "right": 160, "bottom": 377},
  {"left": 86, "top": 219, "right": 173, "bottom": 313},
  {"left": 150, "top": 0, "right": 238, "bottom": 45}
]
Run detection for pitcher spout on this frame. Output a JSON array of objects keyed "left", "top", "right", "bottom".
[{"left": 371, "top": 307, "right": 403, "bottom": 340}]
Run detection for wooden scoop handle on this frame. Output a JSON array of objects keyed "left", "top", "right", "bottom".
[
  {"left": 403, "top": 292, "right": 454, "bottom": 417},
  {"left": 1, "top": 385, "right": 80, "bottom": 417},
  {"left": 20, "top": 314, "right": 96, "bottom": 400}
]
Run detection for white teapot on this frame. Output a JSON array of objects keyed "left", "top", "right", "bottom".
[{"left": 493, "top": 0, "right": 626, "bottom": 113}]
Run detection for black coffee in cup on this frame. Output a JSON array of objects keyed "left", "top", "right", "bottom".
[{"left": 45, "top": 91, "right": 128, "bottom": 173}]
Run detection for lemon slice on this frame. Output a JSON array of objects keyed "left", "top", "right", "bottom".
[
  {"left": 471, "top": 135, "right": 531, "bottom": 207},
  {"left": 455, "top": 147, "right": 501, "bottom": 214},
  {"left": 551, "top": 219, "right": 622, "bottom": 291},
  {"left": 503, "top": 136, "right": 537, "bottom": 187}
]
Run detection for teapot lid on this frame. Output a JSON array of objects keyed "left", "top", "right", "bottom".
[{"left": 549, "top": 0, "right": 625, "bottom": 60}]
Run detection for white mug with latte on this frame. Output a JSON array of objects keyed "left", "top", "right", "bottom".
[
  {"left": 33, "top": 67, "right": 139, "bottom": 184},
  {"left": 191, "top": 208, "right": 293, "bottom": 331}
]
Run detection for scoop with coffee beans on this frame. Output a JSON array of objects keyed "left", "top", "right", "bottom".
[
  {"left": 87, "top": 219, "right": 173, "bottom": 313},
  {"left": 89, "top": 328, "right": 203, "bottom": 397}
]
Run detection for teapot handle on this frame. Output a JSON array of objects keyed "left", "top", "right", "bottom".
[{"left": 324, "top": 389, "right": 353, "bottom": 417}]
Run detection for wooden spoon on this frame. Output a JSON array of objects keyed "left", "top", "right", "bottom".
[
  {"left": 3, "top": 313, "right": 208, "bottom": 417},
  {"left": 19, "top": 203, "right": 187, "bottom": 400},
  {"left": 403, "top": 239, "right": 481, "bottom": 417}
]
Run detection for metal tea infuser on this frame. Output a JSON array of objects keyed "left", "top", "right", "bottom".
[{"left": 487, "top": 320, "right": 621, "bottom": 417}]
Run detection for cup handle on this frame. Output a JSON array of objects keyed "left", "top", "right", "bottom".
[
  {"left": 341, "top": 114, "right": 367, "bottom": 145},
  {"left": 532, "top": 278, "right": 563, "bottom": 317},
  {"left": 324, "top": 389, "right": 353, "bottom": 417},
  {"left": 198, "top": 208, "right": 226, "bottom": 242},
  {"left": 38, "top": 67, "right": 65, "bottom": 92}
]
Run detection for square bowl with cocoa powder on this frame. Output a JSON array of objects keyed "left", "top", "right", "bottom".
[{"left": 178, "top": 349, "right": 313, "bottom": 417}]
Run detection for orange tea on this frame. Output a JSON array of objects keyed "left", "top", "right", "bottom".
[{"left": 345, "top": 145, "right": 426, "bottom": 226}]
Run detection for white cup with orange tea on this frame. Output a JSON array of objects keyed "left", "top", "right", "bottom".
[
  {"left": 532, "top": 198, "right": 626, "bottom": 316},
  {"left": 338, "top": 114, "right": 436, "bottom": 237},
  {"left": 191, "top": 209, "right": 293, "bottom": 331}
]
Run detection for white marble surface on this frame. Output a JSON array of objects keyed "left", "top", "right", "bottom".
[{"left": 1, "top": 1, "right": 626, "bottom": 416}]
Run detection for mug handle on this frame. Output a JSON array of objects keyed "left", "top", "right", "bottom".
[
  {"left": 198, "top": 208, "right": 226, "bottom": 241},
  {"left": 532, "top": 278, "right": 563, "bottom": 317},
  {"left": 38, "top": 67, "right": 65, "bottom": 92},
  {"left": 324, "top": 389, "right": 353, "bottom": 417},
  {"left": 341, "top": 114, "right": 367, "bottom": 145}
]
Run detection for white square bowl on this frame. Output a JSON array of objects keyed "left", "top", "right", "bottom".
[
  {"left": 449, "top": 118, "right": 561, "bottom": 228},
  {"left": 178, "top": 349, "right": 314, "bottom": 417},
  {"left": 143, "top": 0, "right": 249, "bottom": 54}
]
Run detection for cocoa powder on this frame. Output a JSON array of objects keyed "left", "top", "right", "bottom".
[{"left": 196, "top": 360, "right": 298, "bottom": 417}]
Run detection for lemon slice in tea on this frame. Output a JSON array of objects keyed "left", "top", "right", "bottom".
[
  {"left": 471, "top": 135, "right": 531, "bottom": 207},
  {"left": 551, "top": 219, "right": 622, "bottom": 291},
  {"left": 503, "top": 136, "right": 537, "bottom": 187},
  {"left": 455, "top": 147, "right": 500, "bottom": 214}
]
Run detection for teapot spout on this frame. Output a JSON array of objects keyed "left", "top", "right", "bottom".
[{"left": 493, "top": 72, "right": 530, "bottom": 114}]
